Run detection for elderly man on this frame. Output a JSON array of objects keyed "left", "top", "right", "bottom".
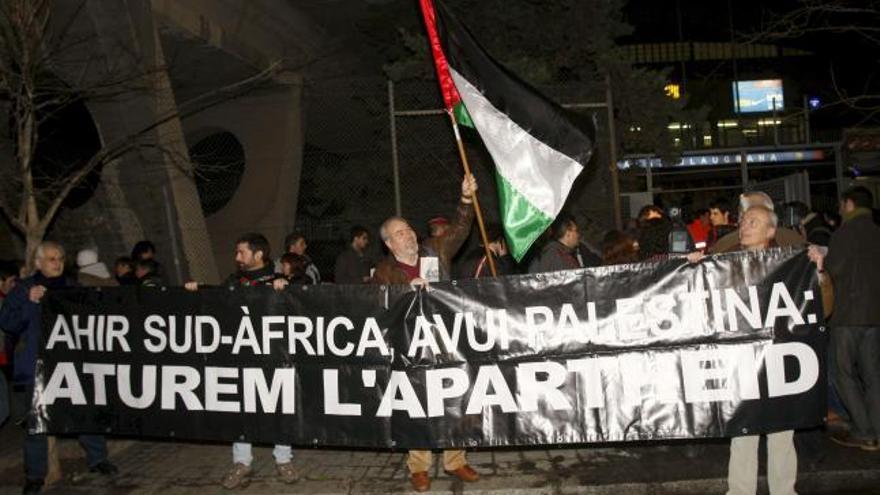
[
  {"left": 709, "top": 192, "right": 805, "bottom": 254},
  {"left": 371, "top": 174, "right": 479, "bottom": 492},
  {"left": 0, "top": 242, "right": 117, "bottom": 495},
  {"left": 715, "top": 205, "right": 798, "bottom": 495}
]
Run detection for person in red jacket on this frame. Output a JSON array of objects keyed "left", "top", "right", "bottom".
[{"left": 686, "top": 208, "right": 711, "bottom": 248}]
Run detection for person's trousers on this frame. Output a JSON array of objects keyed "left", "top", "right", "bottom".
[
  {"left": 21, "top": 385, "right": 107, "bottom": 480},
  {"left": 826, "top": 329, "right": 848, "bottom": 419},
  {"left": 232, "top": 442, "right": 292, "bottom": 466},
  {"left": 832, "top": 326, "right": 880, "bottom": 440},
  {"left": 406, "top": 449, "right": 466, "bottom": 474},
  {"left": 726, "top": 430, "right": 797, "bottom": 495}
]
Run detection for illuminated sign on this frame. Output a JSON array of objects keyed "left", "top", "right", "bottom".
[
  {"left": 733, "top": 79, "right": 784, "bottom": 113},
  {"left": 664, "top": 84, "right": 681, "bottom": 99},
  {"left": 618, "top": 149, "right": 827, "bottom": 170}
]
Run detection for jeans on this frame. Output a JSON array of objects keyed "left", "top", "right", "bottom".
[
  {"left": 20, "top": 385, "right": 108, "bottom": 480},
  {"left": 832, "top": 326, "right": 880, "bottom": 440},
  {"left": 826, "top": 330, "right": 848, "bottom": 419},
  {"left": 232, "top": 442, "right": 292, "bottom": 466}
]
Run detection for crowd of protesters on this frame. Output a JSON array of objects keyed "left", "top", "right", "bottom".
[{"left": 0, "top": 174, "right": 878, "bottom": 494}]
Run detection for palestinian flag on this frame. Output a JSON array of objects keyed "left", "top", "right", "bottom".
[{"left": 418, "top": 0, "right": 596, "bottom": 261}]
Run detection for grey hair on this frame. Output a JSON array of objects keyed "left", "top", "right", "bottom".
[
  {"left": 34, "top": 241, "right": 65, "bottom": 270},
  {"left": 739, "top": 191, "right": 774, "bottom": 213},
  {"left": 379, "top": 216, "right": 408, "bottom": 242},
  {"left": 766, "top": 209, "right": 779, "bottom": 228}
]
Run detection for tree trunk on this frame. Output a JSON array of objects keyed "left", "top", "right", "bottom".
[{"left": 24, "top": 231, "right": 43, "bottom": 275}]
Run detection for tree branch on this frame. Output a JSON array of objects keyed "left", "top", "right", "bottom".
[{"left": 37, "top": 60, "right": 283, "bottom": 231}]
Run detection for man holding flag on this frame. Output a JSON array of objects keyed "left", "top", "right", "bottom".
[
  {"left": 407, "top": 1, "right": 596, "bottom": 488},
  {"left": 371, "top": 174, "right": 480, "bottom": 492}
]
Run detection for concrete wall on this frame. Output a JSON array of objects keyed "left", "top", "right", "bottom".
[
  {"left": 45, "top": 0, "right": 219, "bottom": 283},
  {"left": 181, "top": 77, "right": 304, "bottom": 276},
  {"left": 0, "top": 0, "right": 315, "bottom": 282}
]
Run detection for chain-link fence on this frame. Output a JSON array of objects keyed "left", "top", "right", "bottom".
[{"left": 296, "top": 76, "right": 616, "bottom": 273}]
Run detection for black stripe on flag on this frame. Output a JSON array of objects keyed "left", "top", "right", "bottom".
[{"left": 434, "top": 1, "right": 596, "bottom": 166}]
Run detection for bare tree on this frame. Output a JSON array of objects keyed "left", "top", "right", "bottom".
[
  {"left": 0, "top": 0, "right": 281, "bottom": 269},
  {"left": 747, "top": 0, "right": 880, "bottom": 119}
]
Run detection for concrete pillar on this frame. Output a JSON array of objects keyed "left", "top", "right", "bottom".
[
  {"left": 46, "top": 0, "right": 220, "bottom": 283},
  {"left": 181, "top": 72, "right": 305, "bottom": 276}
]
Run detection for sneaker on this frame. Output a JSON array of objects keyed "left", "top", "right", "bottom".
[
  {"left": 221, "top": 463, "right": 253, "bottom": 489},
  {"left": 89, "top": 460, "right": 119, "bottom": 476},
  {"left": 830, "top": 430, "right": 880, "bottom": 451},
  {"left": 276, "top": 462, "right": 299, "bottom": 483},
  {"left": 22, "top": 479, "right": 43, "bottom": 495}
]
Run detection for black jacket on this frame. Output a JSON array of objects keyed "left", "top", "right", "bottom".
[
  {"left": 825, "top": 212, "right": 880, "bottom": 326},
  {"left": 222, "top": 265, "right": 277, "bottom": 288},
  {"left": 334, "top": 246, "right": 372, "bottom": 284},
  {"left": 529, "top": 240, "right": 580, "bottom": 274}
]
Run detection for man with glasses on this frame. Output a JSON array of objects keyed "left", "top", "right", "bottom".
[
  {"left": 709, "top": 192, "right": 805, "bottom": 254},
  {"left": 0, "top": 242, "right": 117, "bottom": 494}
]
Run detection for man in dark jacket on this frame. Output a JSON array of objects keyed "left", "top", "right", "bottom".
[
  {"left": 0, "top": 241, "right": 117, "bottom": 495},
  {"left": 370, "top": 174, "right": 479, "bottom": 492},
  {"left": 528, "top": 212, "right": 581, "bottom": 273},
  {"left": 809, "top": 186, "right": 880, "bottom": 451},
  {"left": 185, "top": 233, "right": 295, "bottom": 489},
  {"left": 333, "top": 225, "right": 372, "bottom": 284}
]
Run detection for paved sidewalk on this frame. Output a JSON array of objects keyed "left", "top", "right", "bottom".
[{"left": 1, "top": 421, "right": 879, "bottom": 494}]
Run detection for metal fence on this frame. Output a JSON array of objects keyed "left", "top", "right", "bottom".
[{"left": 295, "top": 76, "right": 616, "bottom": 271}]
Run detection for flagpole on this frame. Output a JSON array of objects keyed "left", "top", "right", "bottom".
[{"left": 447, "top": 110, "right": 498, "bottom": 277}]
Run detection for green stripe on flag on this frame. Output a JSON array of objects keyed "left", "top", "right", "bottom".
[
  {"left": 454, "top": 101, "right": 474, "bottom": 128},
  {"left": 495, "top": 172, "right": 553, "bottom": 262}
]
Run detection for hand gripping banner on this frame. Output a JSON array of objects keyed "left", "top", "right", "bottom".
[{"left": 32, "top": 248, "right": 826, "bottom": 448}]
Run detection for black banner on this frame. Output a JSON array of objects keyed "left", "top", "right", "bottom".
[{"left": 34, "top": 248, "right": 826, "bottom": 448}]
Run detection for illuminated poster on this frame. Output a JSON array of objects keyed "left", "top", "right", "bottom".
[{"left": 733, "top": 80, "right": 784, "bottom": 113}]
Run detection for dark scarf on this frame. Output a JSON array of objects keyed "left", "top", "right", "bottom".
[{"left": 32, "top": 271, "right": 70, "bottom": 289}]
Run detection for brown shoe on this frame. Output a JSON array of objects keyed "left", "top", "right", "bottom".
[
  {"left": 221, "top": 462, "right": 252, "bottom": 489},
  {"left": 445, "top": 464, "right": 480, "bottom": 482},
  {"left": 830, "top": 430, "right": 880, "bottom": 451},
  {"left": 276, "top": 462, "right": 299, "bottom": 483},
  {"left": 410, "top": 471, "right": 430, "bottom": 492}
]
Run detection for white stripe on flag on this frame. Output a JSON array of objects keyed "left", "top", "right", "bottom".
[{"left": 449, "top": 68, "right": 583, "bottom": 218}]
